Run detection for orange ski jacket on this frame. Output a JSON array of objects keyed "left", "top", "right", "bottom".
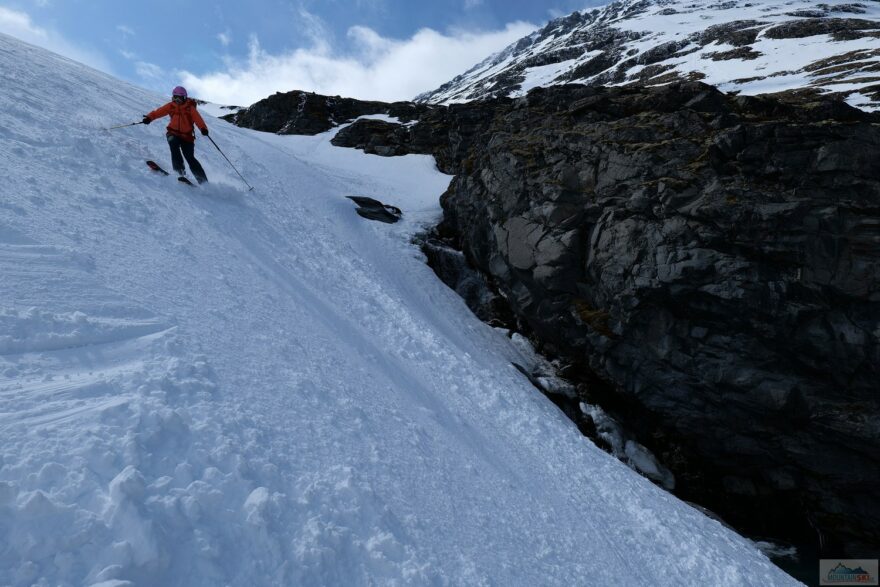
[{"left": 146, "top": 99, "right": 207, "bottom": 143}]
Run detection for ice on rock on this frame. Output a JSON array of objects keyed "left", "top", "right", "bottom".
[
  {"left": 584, "top": 403, "right": 676, "bottom": 490},
  {"left": 625, "top": 440, "right": 676, "bottom": 491}
]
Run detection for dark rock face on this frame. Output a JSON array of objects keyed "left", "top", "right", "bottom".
[
  {"left": 234, "top": 82, "right": 880, "bottom": 558},
  {"left": 332, "top": 119, "right": 413, "bottom": 156},
  {"left": 332, "top": 101, "right": 506, "bottom": 173},
  {"left": 224, "top": 90, "right": 431, "bottom": 135},
  {"left": 436, "top": 83, "right": 880, "bottom": 557},
  {"left": 417, "top": 231, "right": 519, "bottom": 327},
  {"left": 764, "top": 18, "right": 880, "bottom": 41}
]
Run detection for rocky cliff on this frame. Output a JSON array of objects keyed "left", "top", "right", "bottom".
[
  {"left": 223, "top": 90, "right": 431, "bottom": 135},
  {"left": 231, "top": 82, "right": 880, "bottom": 558}
]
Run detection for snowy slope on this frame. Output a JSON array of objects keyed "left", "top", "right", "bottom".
[
  {"left": 0, "top": 33, "right": 800, "bottom": 586},
  {"left": 418, "top": 0, "right": 880, "bottom": 110},
  {"left": 195, "top": 101, "right": 246, "bottom": 119}
]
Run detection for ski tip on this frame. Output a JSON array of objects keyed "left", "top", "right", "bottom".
[{"left": 146, "top": 160, "right": 169, "bottom": 175}]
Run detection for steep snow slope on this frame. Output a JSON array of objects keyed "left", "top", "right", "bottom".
[
  {"left": 0, "top": 33, "right": 800, "bottom": 586},
  {"left": 418, "top": 0, "right": 880, "bottom": 110}
]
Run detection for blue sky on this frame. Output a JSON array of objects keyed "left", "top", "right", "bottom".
[{"left": 0, "top": 0, "right": 604, "bottom": 104}]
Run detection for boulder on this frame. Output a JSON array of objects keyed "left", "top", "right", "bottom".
[{"left": 346, "top": 196, "right": 402, "bottom": 224}]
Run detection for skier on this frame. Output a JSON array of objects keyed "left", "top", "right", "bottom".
[{"left": 143, "top": 86, "right": 209, "bottom": 184}]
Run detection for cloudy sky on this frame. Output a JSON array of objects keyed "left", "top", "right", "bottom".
[{"left": 0, "top": 0, "right": 604, "bottom": 105}]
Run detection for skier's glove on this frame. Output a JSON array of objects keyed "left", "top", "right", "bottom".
[
  {"left": 201, "top": 128, "right": 209, "bottom": 136},
  {"left": 142, "top": 116, "right": 152, "bottom": 125}
]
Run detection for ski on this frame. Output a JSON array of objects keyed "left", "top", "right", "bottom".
[
  {"left": 146, "top": 160, "right": 169, "bottom": 175},
  {"left": 148, "top": 160, "right": 198, "bottom": 187}
]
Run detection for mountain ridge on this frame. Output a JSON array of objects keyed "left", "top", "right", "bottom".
[{"left": 417, "top": 0, "right": 880, "bottom": 110}]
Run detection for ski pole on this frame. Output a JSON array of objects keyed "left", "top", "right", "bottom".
[
  {"left": 105, "top": 121, "right": 145, "bottom": 131},
  {"left": 207, "top": 135, "right": 254, "bottom": 191}
]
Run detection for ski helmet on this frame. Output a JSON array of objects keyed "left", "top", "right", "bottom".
[{"left": 172, "top": 86, "right": 188, "bottom": 98}]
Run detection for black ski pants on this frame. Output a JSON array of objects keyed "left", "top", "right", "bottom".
[{"left": 167, "top": 134, "right": 208, "bottom": 183}]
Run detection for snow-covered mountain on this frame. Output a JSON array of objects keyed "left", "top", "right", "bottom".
[
  {"left": 0, "top": 32, "right": 801, "bottom": 585},
  {"left": 418, "top": 0, "right": 880, "bottom": 110}
]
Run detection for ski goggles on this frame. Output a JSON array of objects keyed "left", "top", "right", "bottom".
[{"left": 172, "top": 95, "right": 186, "bottom": 103}]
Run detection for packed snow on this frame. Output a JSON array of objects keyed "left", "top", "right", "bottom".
[{"left": 0, "top": 32, "right": 800, "bottom": 586}]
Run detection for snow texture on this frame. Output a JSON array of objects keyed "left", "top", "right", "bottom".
[{"left": 0, "top": 32, "right": 800, "bottom": 586}]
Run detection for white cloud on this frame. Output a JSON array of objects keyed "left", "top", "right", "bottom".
[
  {"left": 217, "top": 31, "right": 231, "bottom": 47},
  {"left": 0, "top": 6, "right": 112, "bottom": 72},
  {"left": 116, "top": 24, "right": 135, "bottom": 37},
  {"left": 464, "top": 0, "right": 484, "bottom": 9},
  {"left": 180, "top": 20, "right": 535, "bottom": 105},
  {"left": 296, "top": 6, "right": 333, "bottom": 49},
  {"left": 135, "top": 61, "right": 164, "bottom": 80}
]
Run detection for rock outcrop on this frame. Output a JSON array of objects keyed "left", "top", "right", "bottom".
[
  {"left": 223, "top": 90, "right": 431, "bottom": 135},
  {"left": 233, "top": 82, "right": 880, "bottom": 558},
  {"left": 346, "top": 196, "right": 402, "bottom": 224},
  {"left": 437, "top": 84, "right": 880, "bottom": 557}
]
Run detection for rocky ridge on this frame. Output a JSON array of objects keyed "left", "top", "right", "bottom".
[
  {"left": 416, "top": 0, "right": 880, "bottom": 111},
  {"left": 230, "top": 83, "right": 880, "bottom": 561},
  {"left": 224, "top": 90, "right": 431, "bottom": 135}
]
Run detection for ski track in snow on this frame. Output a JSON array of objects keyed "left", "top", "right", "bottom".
[{"left": 0, "top": 33, "right": 800, "bottom": 586}]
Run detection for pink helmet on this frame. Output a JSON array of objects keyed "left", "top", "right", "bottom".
[{"left": 172, "top": 86, "right": 188, "bottom": 98}]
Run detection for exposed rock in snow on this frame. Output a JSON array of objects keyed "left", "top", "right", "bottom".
[
  {"left": 346, "top": 196, "right": 403, "bottom": 224},
  {"left": 226, "top": 90, "right": 431, "bottom": 136}
]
